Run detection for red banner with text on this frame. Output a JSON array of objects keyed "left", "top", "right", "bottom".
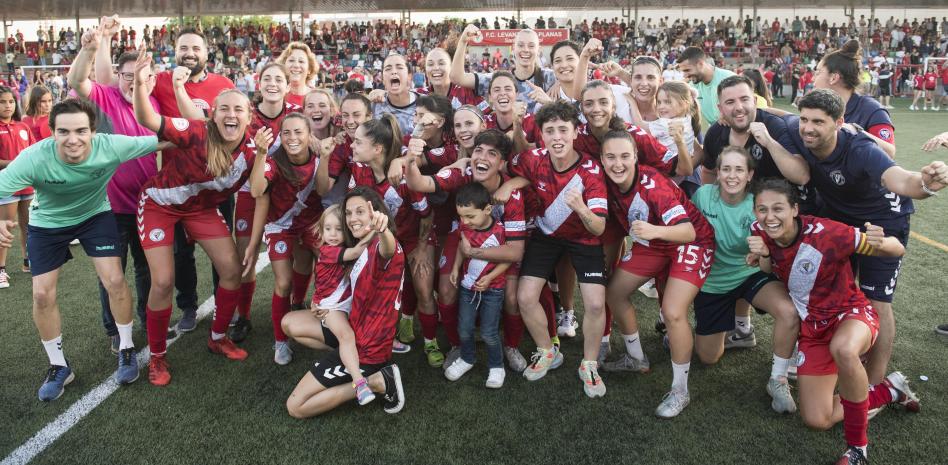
[{"left": 471, "top": 29, "right": 569, "bottom": 46}]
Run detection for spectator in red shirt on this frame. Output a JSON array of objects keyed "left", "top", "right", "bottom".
[{"left": 21, "top": 86, "right": 53, "bottom": 141}]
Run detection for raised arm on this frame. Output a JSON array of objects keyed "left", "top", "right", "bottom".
[
  {"left": 172, "top": 66, "right": 205, "bottom": 120},
  {"left": 404, "top": 156, "right": 437, "bottom": 193},
  {"left": 68, "top": 27, "right": 102, "bottom": 98},
  {"left": 857, "top": 222, "right": 905, "bottom": 258},
  {"left": 95, "top": 15, "right": 122, "bottom": 86},
  {"left": 132, "top": 48, "right": 162, "bottom": 133},
  {"left": 880, "top": 161, "right": 948, "bottom": 200},
  {"left": 571, "top": 38, "right": 603, "bottom": 99},
  {"left": 249, "top": 127, "right": 274, "bottom": 198},
  {"left": 449, "top": 24, "right": 479, "bottom": 90},
  {"left": 313, "top": 135, "right": 339, "bottom": 196}
]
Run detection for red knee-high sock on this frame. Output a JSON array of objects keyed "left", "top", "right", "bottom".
[
  {"left": 540, "top": 285, "right": 556, "bottom": 338},
  {"left": 401, "top": 274, "right": 417, "bottom": 317},
  {"left": 867, "top": 383, "right": 894, "bottom": 409},
  {"left": 146, "top": 306, "right": 173, "bottom": 355},
  {"left": 418, "top": 311, "right": 438, "bottom": 341},
  {"left": 237, "top": 281, "right": 256, "bottom": 318},
  {"left": 290, "top": 271, "right": 311, "bottom": 306},
  {"left": 438, "top": 302, "right": 460, "bottom": 347},
  {"left": 840, "top": 396, "right": 870, "bottom": 448},
  {"left": 503, "top": 313, "right": 525, "bottom": 348},
  {"left": 271, "top": 293, "right": 290, "bottom": 342},
  {"left": 211, "top": 287, "right": 240, "bottom": 336},
  {"left": 603, "top": 302, "right": 613, "bottom": 337}
]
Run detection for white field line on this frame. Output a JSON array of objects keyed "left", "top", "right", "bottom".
[{"left": 1, "top": 252, "right": 271, "bottom": 465}]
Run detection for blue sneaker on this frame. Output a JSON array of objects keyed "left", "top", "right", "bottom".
[
  {"left": 38, "top": 364, "right": 75, "bottom": 401},
  {"left": 177, "top": 309, "right": 197, "bottom": 333},
  {"left": 116, "top": 348, "right": 140, "bottom": 385}
]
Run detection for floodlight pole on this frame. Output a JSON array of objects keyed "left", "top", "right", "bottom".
[
  {"left": 3, "top": 14, "right": 7, "bottom": 42},
  {"left": 752, "top": 1, "right": 758, "bottom": 39}
]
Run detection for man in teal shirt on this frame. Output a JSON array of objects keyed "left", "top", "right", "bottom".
[
  {"left": 0, "top": 98, "right": 160, "bottom": 401},
  {"left": 676, "top": 46, "right": 735, "bottom": 127}
]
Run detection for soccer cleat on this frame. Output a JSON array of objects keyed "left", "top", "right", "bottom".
[
  {"left": 723, "top": 327, "right": 757, "bottom": 349},
  {"left": 354, "top": 379, "right": 375, "bottom": 405},
  {"left": 909, "top": 105, "right": 916, "bottom": 111},
  {"left": 110, "top": 335, "right": 120, "bottom": 355},
  {"left": 38, "top": 364, "right": 74, "bottom": 401},
  {"left": 504, "top": 346, "right": 528, "bottom": 373},
  {"left": 551, "top": 335, "right": 561, "bottom": 349},
  {"left": 397, "top": 318, "right": 415, "bottom": 344},
  {"left": 557, "top": 310, "right": 578, "bottom": 337},
  {"left": 766, "top": 376, "right": 797, "bottom": 413},
  {"left": 22, "top": 258, "right": 31, "bottom": 273},
  {"left": 273, "top": 341, "right": 293, "bottom": 365},
  {"left": 655, "top": 389, "right": 690, "bottom": 418},
  {"left": 392, "top": 339, "right": 411, "bottom": 354},
  {"left": 486, "top": 368, "right": 506, "bottom": 389},
  {"left": 601, "top": 353, "right": 651, "bottom": 373},
  {"left": 380, "top": 364, "right": 405, "bottom": 414},
  {"left": 444, "top": 358, "right": 474, "bottom": 381},
  {"left": 116, "top": 348, "right": 140, "bottom": 385},
  {"left": 577, "top": 360, "right": 606, "bottom": 398},
  {"left": 148, "top": 355, "right": 171, "bottom": 386},
  {"left": 424, "top": 340, "right": 445, "bottom": 367},
  {"left": 935, "top": 323, "right": 948, "bottom": 338},
  {"left": 443, "top": 346, "right": 461, "bottom": 369},
  {"left": 0, "top": 269, "right": 10, "bottom": 289},
  {"left": 638, "top": 279, "right": 659, "bottom": 298},
  {"left": 597, "top": 339, "right": 611, "bottom": 367},
  {"left": 835, "top": 446, "right": 869, "bottom": 465},
  {"left": 229, "top": 317, "right": 252, "bottom": 343},
  {"left": 228, "top": 312, "right": 239, "bottom": 327},
  {"left": 177, "top": 309, "right": 197, "bottom": 333},
  {"left": 883, "top": 371, "right": 920, "bottom": 412},
  {"left": 208, "top": 336, "right": 248, "bottom": 360},
  {"left": 523, "top": 346, "right": 563, "bottom": 381}
]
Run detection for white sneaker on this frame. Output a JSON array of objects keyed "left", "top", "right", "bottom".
[
  {"left": 655, "top": 388, "right": 690, "bottom": 418},
  {"left": 909, "top": 105, "right": 916, "bottom": 110},
  {"left": 273, "top": 341, "right": 293, "bottom": 365},
  {"left": 444, "top": 358, "right": 474, "bottom": 381},
  {"left": 486, "top": 367, "right": 505, "bottom": 388},
  {"left": 504, "top": 346, "right": 527, "bottom": 372},
  {"left": 638, "top": 279, "right": 659, "bottom": 298},
  {"left": 767, "top": 376, "right": 797, "bottom": 413},
  {"left": 69, "top": 238, "right": 80, "bottom": 245},
  {"left": 557, "top": 310, "right": 578, "bottom": 337},
  {"left": 0, "top": 269, "right": 9, "bottom": 289}
]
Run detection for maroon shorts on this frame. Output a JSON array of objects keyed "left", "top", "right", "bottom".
[
  {"left": 797, "top": 306, "right": 880, "bottom": 377},
  {"left": 138, "top": 193, "right": 231, "bottom": 250},
  {"left": 617, "top": 242, "right": 714, "bottom": 289}
]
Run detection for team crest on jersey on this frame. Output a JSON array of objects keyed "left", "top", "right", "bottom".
[
  {"left": 879, "top": 128, "right": 891, "bottom": 141},
  {"left": 621, "top": 252, "right": 633, "bottom": 262},
  {"left": 750, "top": 144, "right": 764, "bottom": 160},
  {"left": 275, "top": 241, "right": 288, "bottom": 254},
  {"left": 796, "top": 349, "right": 806, "bottom": 367},
  {"left": 171, "top": 118, "right": 190, "bottom": 131},
  {"left": 830, "top": 170, "right": 846, "bottom": 186},
  {"left": 437, "top": 169, "right": 452, "bottom": 179},
  {"left": 19, "top": 129, "right": 29, "bottom": 141},
  {"left": 438, "top": 254, "right": 447, "bottom": 269},
  {"left": 191, "top": 98, "right": 210, "bottom": 111},
  {"left": 148, "top": 228, "right": 165, "bottom": 242},
  {"left": 430, "top": 147, "right": 445, "bottom": 157},
  {"left": 797, "top": 259, "right": 816, "bottom": 274},
  {"left": 236, "top": 219, "right": 248, "bottom": 232}
]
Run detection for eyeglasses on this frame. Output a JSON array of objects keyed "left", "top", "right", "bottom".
[{"left": 118, "top": 72, "right": 153, "bottom": 82}]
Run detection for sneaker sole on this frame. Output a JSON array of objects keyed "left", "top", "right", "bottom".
[
  {"left": 176, "top": 321, "right": 197, "bottom": 333},
  {"left": 935, "top": 328, "right": 948, "bottom": 337},
  {"left": 724, "top": 339, "right": 757, "bottom": 349},
  {"left": 384, "top": 365, "right": 405, "bottom": 414},
  {"left": 0, "top": 283, "right": 9, "bottom": 289},
  {"left": 39, "top": 371, "right": 75, "bottom": 401}
]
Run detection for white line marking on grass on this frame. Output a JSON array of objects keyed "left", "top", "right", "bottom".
[{"left": 2, "top": 252, "right": 271, "bottom": 465}]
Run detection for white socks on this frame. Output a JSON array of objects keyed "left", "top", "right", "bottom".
[
  {"left": 672, "top": 361, "right": 690, "bottom": 392},
  {"left": 211, "top": 331, "right": 226, "bottom": 341},
  {"left": 42, "top": 335, "right": 67, "bottom": 366},
  {"left": 771, "top": 354, "right": 792, "bottom": 379},
  {"left": 601, "top": 334, "right": 609, "bottom": 343},
  {"left": 116, "top": 322, "right": 135, "bottom": 350},
  {"left": 735, "top": 315, "right": 752, "bottom": 332},
  {"left": 623, "top": 332, "right": 645, "bottom": 360}
]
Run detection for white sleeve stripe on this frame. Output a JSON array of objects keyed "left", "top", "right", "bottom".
[
  {"left": 587, "top": 198, "right": 608, "bottom": 210},
  {"left": 504, "top": 221, "right": 526, "bottom": 231}
]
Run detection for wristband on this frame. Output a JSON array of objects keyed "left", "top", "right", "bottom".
[{"left": 921, "top": 179, "right": 939, "bottom": 197}]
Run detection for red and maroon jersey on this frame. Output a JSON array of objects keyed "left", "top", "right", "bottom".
[
  {"left": 143, "top": 117, "right": 256, "bottom": 211},
  {"left": 21, "top": 115, "right": 51, "bottom": 141},
  {"left": 400, "top": 135, "right": 459, "bottom": 174},
  {"left": 348, "top": 162, "right": 431, "bottom": 244},
  {"left": 250, "top": 101, "right": 303, "bottom": 137},
  {"left": 433, "top": 167, "right": 528, "bottom": 240},
  {"left": 508, "top": 148, "right": 608, "bottom": 245},
  {"left": 752, "top": 215, "right": 871, "bottom": 322},
  {"left": 459, "top": 219, "right": 508, "bottom": 290},
  {"left": 312, "top": 244, "right": 352, "bottom": 308},
  {"left": 349, "top": 237, "right": 406, "bottom": 364},
  {"left": 484, "top": 112, "right": 540, "bottom": 145},
  {"left": 328, "top": 134, "right": 354, "bottom": 179},
  {"left": 152, "top": 71, "right": 235, "bottom": 118},
  {"left": 607, "top": 164, "right": 714, "bottom": 252},
  {"left": 574, "top": 123, "right": 673, "bottom": 176},
  {"left": 262, "top": 152, "right": 323, "bottom": 230},
  {"left": 913, "top": 75, "right": 924, "bottom": 89},
  {"left": 286, "top": 91, "right": 310, "bottom": 109},
  {"left": 0, "top": 120, "right": 36, "bottom": 196},
  {"left": 416, "top": 83, "right": 488, "bottom": 112},
  {"left": 924, "top": 72, "right": 938, "bottom": 90}
]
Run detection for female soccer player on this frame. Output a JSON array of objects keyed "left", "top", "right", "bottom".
[
  {"left": 690, "top": 146, "right": 799, "bottom": 414},
  {"left": 372, "top": 53, "right": 419, "bottom": 135},
  {"left": 283, "top": 187, "right": 406, "bottom": 418},
  {"left": 749, "top": 179, "right": 919, "bottom": 465},
  {"left": 21, "top": 85, "right": 53, "bottom": 141},
  {"left": 417, "top": 47, "right": 485, "bottom": 111},
  {"left": 245, "top": 113, "right": 324, "bottom": 365},
  {"left": 0, "top": 85, "right": 34, "bottom": 283},
  {"left": 599, "top": 129, "right": 715, "bottom": 418},
  {"left": 276, "top": 41, "right": 319, "bottom": 108},
  {"left": 133, "top": 52, "right": 256, "bottom": 386}
]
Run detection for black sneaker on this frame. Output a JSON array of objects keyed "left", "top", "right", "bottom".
[
  {"left": 177, "top": 309, "right": 197, "bottom": 333},
  {"left": 936, "top": 323, "right": 948, "bottom": 338},
  {"left": 654, "top": 320, "right": 667, "bottom": 335},
  {"left": 230, "top": 317, "right": 252, "bottom": 343},
  {"left": 380, "top": 364, "right": 405, "bottom": 414}
]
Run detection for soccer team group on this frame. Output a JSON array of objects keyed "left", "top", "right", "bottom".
[{"left": 2, "top": 16, "right": 948, "bottom": 465}]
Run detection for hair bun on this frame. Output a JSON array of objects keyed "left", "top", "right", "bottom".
[{"left": 841, "top": 39, "right": 861, "bottom": 57}]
